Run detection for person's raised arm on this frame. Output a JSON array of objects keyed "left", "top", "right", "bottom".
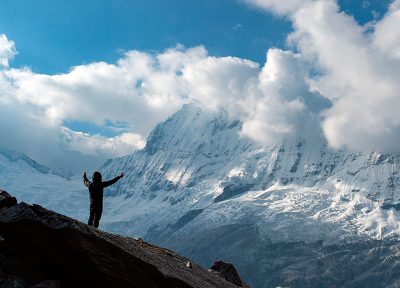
[
  {"left": 83, "top": 172, "right": 90, "bottom": 187},
  {"left": 102, "top": 172, "right": 124, "bottom": 188}
]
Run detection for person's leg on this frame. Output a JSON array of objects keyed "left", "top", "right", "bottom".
[
  {"left": 93, "top": 205, "right": 103, "bottom": 228},
  {"left": 88, "top": 204, "right": 95, "bottom": 226}
]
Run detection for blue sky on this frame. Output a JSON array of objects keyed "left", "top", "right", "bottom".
[
  {"left": 0, "top": 0, "right": 291, "bottom": 74},
  {"left": 0, "top": 0, "right": 390, "bottom": 74},
  {"left": 0, "top": 0, "right": 399, "bottom": 172}
]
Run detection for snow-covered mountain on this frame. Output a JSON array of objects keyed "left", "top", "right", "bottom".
[
  {"left": 100, "top": 104, "right": 400, "bottom": 244},
  {"left": 96, "top": 104, "right": 400, "bottom": 287},
  {"left": 0, "top": 146, "right": 74, "bottom": 180},
  {"left": 0, "top": 146, "right": 88, "bottom": 220},
  {"left": 94, "top": 104, "right": 400, "bottom": 287}
]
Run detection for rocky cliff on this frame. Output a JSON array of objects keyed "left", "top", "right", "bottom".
[{"left": 0, "top": 191, "right": 247, "bottom": 288}]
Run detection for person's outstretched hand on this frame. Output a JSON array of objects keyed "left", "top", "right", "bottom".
[{"left": 119, "top": 172, "right": 125, "bottom": 178}]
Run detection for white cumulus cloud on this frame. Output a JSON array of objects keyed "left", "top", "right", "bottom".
[
  {"left": 0, "top": 34, "right": 16, "bottom": 67},
  {"left": 239, "top": 48, "right": 329, "bottom": 146},
  {"left": 0, "top": 44, "right": 261, "bottom": 169},
  {"left": 247, "top": 0, "right": 400, "bottom": 152},
  {"left": 61, "top": 128, "right": 146, "bottom": 157},
  {"left": 0, "top": 40, "right": 326, "bottom": 169}
]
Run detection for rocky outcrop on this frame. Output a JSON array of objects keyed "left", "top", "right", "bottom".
[
  {"left": 0, "top": 191, "right": 246, "bottom": 288},
  {"left": 0, "top": 191, "right": 17, "bottom": 209},
  {"left": 209, "top": 261, "right": 249, "bottom": 288}
]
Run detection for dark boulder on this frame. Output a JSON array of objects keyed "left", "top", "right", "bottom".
[
  {"left": 0, "top": 191, "right": 17, "bottom": 209},
  {"left": 208, "top": 261, "right": 250, "bottom": 287}
]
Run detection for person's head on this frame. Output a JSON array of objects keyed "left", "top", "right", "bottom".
[{"left": 92, "top": 171, "right": 102, "bottom": 183}]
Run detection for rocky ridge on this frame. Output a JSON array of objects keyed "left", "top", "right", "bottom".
[{"left": 0, "top": 191, "right": 247, "bottom": 288}]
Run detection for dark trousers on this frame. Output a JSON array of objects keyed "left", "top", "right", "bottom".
[{"left": 88, "top": 203, "right": 103, "bottom": 228}]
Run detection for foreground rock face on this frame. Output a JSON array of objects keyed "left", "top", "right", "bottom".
[{"left": 0, "top": 192, "right": 244, "bottom": 288}]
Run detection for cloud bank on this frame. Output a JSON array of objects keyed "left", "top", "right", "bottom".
[
  {"left": 247, "top": 0, "right": 400, "bottom": 152},
  {"left": 1, "top": 1, "right": 400, "bottom": 170},
  {"left": 0, "top": 38, "right": 323, "bottom": 169}
]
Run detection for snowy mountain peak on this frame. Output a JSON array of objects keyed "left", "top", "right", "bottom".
[
  {"left": 99, "top": 104, "right": 400, "bottom": 245},
  {"left": 0, "top": 146, "right": 73, "bottom": 179},
  {"left": 143, "top": 104, "right": 245, "bottom": 156}
]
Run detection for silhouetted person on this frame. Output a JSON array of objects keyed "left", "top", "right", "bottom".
[{"left": 83, "top": 171, "right": 124, "bottom": 228}]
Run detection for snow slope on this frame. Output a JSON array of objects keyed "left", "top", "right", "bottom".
[
  {"left": 99, "top": 104, "right": 400, "bottom": 244},
  {"left": 0, "top": 147, "right": 88, "bottom": 221}
]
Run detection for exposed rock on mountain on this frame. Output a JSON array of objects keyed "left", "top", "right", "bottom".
[
  {"left": 0, "top": 191, "right": 16, "bottom": 208},
  {"left": 0, "top": 191, "right": 245, "bottom": 288}
]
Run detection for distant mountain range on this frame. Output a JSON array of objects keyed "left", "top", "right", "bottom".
[
  {"left": 0, "top": 145, "right": 87, "bottom": 220},
  {"left": 0, "top": 146, "right": 74, "bottom": 179}
]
